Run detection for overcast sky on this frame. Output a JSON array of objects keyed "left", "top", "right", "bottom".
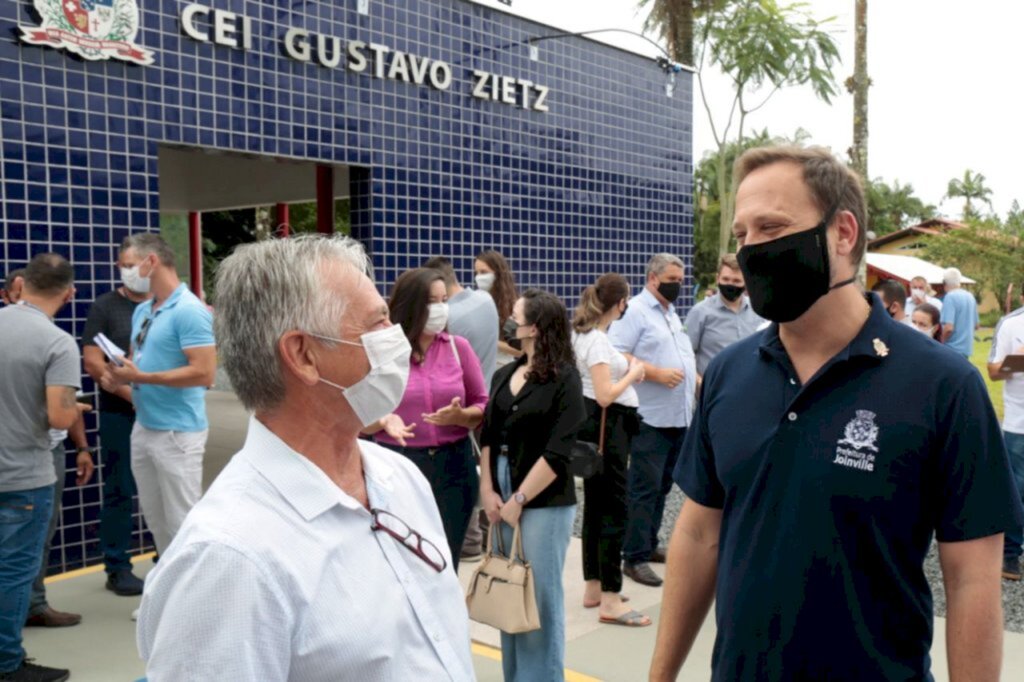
[{"left": 471, "top": 0, "right": 1021, "bottom": 219}]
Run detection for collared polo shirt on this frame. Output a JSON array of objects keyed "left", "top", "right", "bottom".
[
  {"left": 131, "top": 283, "right": 214, "bottom": 432},
  {"left": 676, "top": 293, "right": 1023, "bottom": 681},
  {"left": 608, "top": 287, "right": 696, "bottom": 428},
  {"left": 683, "top": 294, "right": 764, "bottom": 375},
  {"left": 138, "top": 417, "right": 474, "bottom": 681}
]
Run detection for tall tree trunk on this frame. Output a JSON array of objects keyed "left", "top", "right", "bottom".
[
  {"left": 680, "top": 1, "right": 695, "bottom": 66},
  {"left": 850, "top": 0, "right": 868, "bottom": 180}
]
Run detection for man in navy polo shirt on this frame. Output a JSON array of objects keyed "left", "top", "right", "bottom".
[
  {"left": 102, "top": 234, "right": 216, "bottom": 565},
  {"left": 650, "top": 145, "right": 1023, "bottom": 681}
]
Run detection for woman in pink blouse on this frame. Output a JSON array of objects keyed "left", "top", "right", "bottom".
[{"left": 365, "top": 267, "right": 489, "bottom": 571}]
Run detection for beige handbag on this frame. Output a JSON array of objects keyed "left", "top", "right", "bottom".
[{"left": 465, "top": 523, "right": 540, "bottom": 633}]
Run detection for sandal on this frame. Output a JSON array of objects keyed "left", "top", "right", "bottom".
[
  {"left": 599, "top": 609, "right": 651, "bottom": 627},
  {"left": 583, "top": 595, "right": 629, "bottom": 609}
]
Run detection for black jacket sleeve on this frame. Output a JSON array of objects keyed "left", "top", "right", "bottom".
[{"left": 540, "top": 365, "right": 586, "bottom": 469}]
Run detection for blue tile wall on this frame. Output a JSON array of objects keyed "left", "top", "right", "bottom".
[{"left": 1, "top": 0, "right": 692, "bottom": 574}]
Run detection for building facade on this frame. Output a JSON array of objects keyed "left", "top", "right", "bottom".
[{"left": 2, "top": 0, "right": 693, "bottom": 573}]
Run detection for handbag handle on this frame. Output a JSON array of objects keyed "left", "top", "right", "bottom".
[
  {"left": 597, "top": 407, "right": 607, "bottom": 455},
  {"left": 484, "top": 518, "right": 528, "bottom": 564}
]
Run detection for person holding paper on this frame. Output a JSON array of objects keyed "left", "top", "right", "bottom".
[
  {"left": 100, "top": 234, "right": 215, "bottom": 572},
  {"left": 987, "top": 292, "right": 1024, "bottom": 581},
  {"left": 82, "top": 238, "right": 152, "bottom": 597}
]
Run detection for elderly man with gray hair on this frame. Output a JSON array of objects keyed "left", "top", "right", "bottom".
[
  {"left": 939, "top": 266, "right": 979, "bottom": 358},
  {"left": 608, "top": 253, "right": 697, "bottom": 587},
  {"left": 137, "top": 235, "right": 474, "bottom": 680}
]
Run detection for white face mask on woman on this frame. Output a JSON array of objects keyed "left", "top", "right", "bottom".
[
  {"left": 310, "top": 325, "right": 411, "bottom": 427},
  {"left": 914, "top": 324, "right": 937, "bottom": 338},
  {"left": 475, "top": 273, "right": 496, "bottom": 292},
  {"left": 424, "top": 302, "right": 449, "bottom": 335}
]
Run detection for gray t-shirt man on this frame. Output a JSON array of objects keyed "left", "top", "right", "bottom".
[
  {"left": 684, "top": 294, "right": 765, "bottom": 376},
  {"left": 447, "top": 289, "right": 498, "bottom": 388},
  {"left": 0, "top": 304, "right": 81, "bottom": 492}
]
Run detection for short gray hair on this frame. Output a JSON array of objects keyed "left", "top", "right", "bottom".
[
  {"left": 213, "top": 234, "right": 371, "bottom": 412},
  {"left": 123, "top": 233, "right": 176, "bottom": 267},
  {"left": 646, "top": 253, "right": 684, "bottom": 278},
  {"left": 942, "top": 267, "right": 962, "bottom": 287}
]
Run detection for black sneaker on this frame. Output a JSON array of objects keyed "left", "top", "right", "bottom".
[
  {"left": 0, "top": 659, "right": 70, "bottom": 682},
  {"left": 1003, "top": 557, "right": 1022, "bottom": 581},
  {"left": 105, "top": 569, "right": 145, "bottom": 596}
]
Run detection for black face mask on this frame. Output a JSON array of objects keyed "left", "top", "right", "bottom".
[
  {"left": 502, "top": 318, "right": 522, "bottom": 350},
  {"left": 718, "top": 284, "right": 744, "bottom": 302},
  {"left": 656, "top": 280, "right": 682, "bottom": 303},
  {"left": 736, "top": 206, "right": 856, "bottom": 323}
]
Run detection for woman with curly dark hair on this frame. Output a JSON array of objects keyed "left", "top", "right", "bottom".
[
  {"left": 479, "top": 289, "right": 586, "bottom": 681},
  {"left": 474, "top": 250, "right": 523, "bottom": 368}
]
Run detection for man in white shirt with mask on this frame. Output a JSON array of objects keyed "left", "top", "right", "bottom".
[
  {"left": 137, "top": 235, "right": 474, "bottom": 681},
  {"left": 905, "top": 275, "right": 942, "bottom": 317}
]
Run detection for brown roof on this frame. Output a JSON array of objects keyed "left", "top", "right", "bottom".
[{"left": 867, "top": 218, "right": 966, "bottom": 250}]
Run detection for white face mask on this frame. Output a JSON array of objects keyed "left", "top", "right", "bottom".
[
  {"left": 121, "top": 262, "right": 151, "bottom": 294},
  {"left": 475, "top": 273, "right": 496, "bottom": 292},
  {"left": 311, "top": 325, "right": 411, "bottom": 427},
  {"left": 910, "top": 287, "right": 926, "bottom": 302},
  {"left": 424, "top": 302, "right": 449, "bottom": 335},
  {"left": 914, "top": 324, "right": 936, "bottom": 337}
]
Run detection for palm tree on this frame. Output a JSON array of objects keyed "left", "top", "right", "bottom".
[
  {"left": 945, "top": 169, "right": 993, "bottom": 219},
  {"left": 639, "top": 0, "right": 723, "bottom": 66}
]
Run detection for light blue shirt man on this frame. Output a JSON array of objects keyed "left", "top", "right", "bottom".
[
  {"left": 609, "top": 288, "right": 696, "bottom": 428},
  {"left": 132, "top": 283, "right": 215, "bottom": 431},
  {"left": 939, "top": 269, "right": 979, "bottom": 358}
]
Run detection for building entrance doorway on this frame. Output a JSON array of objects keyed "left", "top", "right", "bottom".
[{"left": 157, "top": 146, "right": 364, "bottom": 300}]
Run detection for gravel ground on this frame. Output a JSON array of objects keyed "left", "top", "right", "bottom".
[{"left": 572, "top": 482, "right": 1024, "bottom": 633}]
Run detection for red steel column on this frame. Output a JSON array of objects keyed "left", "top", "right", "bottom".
[
  {"left": 275, "top": 203, "right": 290, "bottom": 237},
  {"left": 188, "top": 211, "right": 203, "bottom": 299},
  {"left": 316, "top": 165, "right": 334, "bottom": 234}
]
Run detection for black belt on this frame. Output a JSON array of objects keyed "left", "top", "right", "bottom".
[{"left": 399, "top": 438, "right": 466, "bottom": 457}]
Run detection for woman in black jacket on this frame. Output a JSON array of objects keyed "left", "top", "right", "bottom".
[{"left": 479, "top": 289, "right": 586, "bottom": 682}]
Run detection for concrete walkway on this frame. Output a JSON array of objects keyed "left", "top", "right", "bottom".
[{"left": 24, "top": 391, "right": 1024, "bottom": 680}]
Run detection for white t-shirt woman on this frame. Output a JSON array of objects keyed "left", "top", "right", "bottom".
[{"left": 572, "top": 329, "right": 639, "bottom": 408}]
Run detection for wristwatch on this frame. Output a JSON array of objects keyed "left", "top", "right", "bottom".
[{"left": 513, "top": 491, "right": 527, "bottom": 505}]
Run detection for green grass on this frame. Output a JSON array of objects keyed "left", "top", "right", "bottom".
[{"left": 970, "top": 327, "right": 1003, "bottom": 423}]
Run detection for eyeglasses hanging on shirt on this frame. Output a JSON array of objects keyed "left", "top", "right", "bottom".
[{"left": 370, "top": 508, "right": 447, "bottom": 573}]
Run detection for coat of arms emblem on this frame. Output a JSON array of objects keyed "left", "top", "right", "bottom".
[
  {"left": 19, "top": 0, "right": 155, "bottom": 65},
  {"left": 837, "top": 410, "right": 880, "bottom": 452}
]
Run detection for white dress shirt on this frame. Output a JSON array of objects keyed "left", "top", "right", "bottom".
[{"left": 137, "top": 417, "right": 474, "bottom": 681}]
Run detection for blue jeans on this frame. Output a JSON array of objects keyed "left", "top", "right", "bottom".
[
  {"left": 1004, "top": 431, "right": 1024, "bottom": 562},
  {"left": 384, "top": 438, "right": 479, "bottom": 573},
  {"left": 0, "top": 486, "right": 54, "bottom": 672},
  {"left": 622, "top": 423, "right": 686, "bottom": 565},
  {"left": 29, "top": 446, "right": 65, "bottom": 615},
  {"left": 493, "top": 455, "right": 575, "bottom": 682},
  {"left": 100, "top": 412, "right": 138, "bottom": 573}
]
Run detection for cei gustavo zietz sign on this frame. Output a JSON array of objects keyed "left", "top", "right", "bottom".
[{"left": 181, "top": 3, "right": 551, "bottom": 112}]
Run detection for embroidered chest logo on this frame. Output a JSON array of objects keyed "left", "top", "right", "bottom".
[
  {"left": 19, "top": 0, "right": 155, "bottom": 65},
  {"left": 833, "top": 409, "right": 878, "bottom": 472}
]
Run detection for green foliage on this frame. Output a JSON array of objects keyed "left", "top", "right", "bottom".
[
  {"left": 701, "top": 1, "right": 841, "bottom": 105},
  {"left": 1004, "top": 200, "right": 1024, "bottom": 237},
  {"left": 692, "top": 0, "right": 841, "bottom": 254},
  {"left": 922, "top": 218, "right": 1023, "bottom": 308},
  {"left": 865, "top": 178, "right": 935, "bottom": 236},
  {"left": 945, "top": 169, "right": 993, "bottom": 220},
  {"left": 639, "top": 0, "right": 726, "bottom": 65}
]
